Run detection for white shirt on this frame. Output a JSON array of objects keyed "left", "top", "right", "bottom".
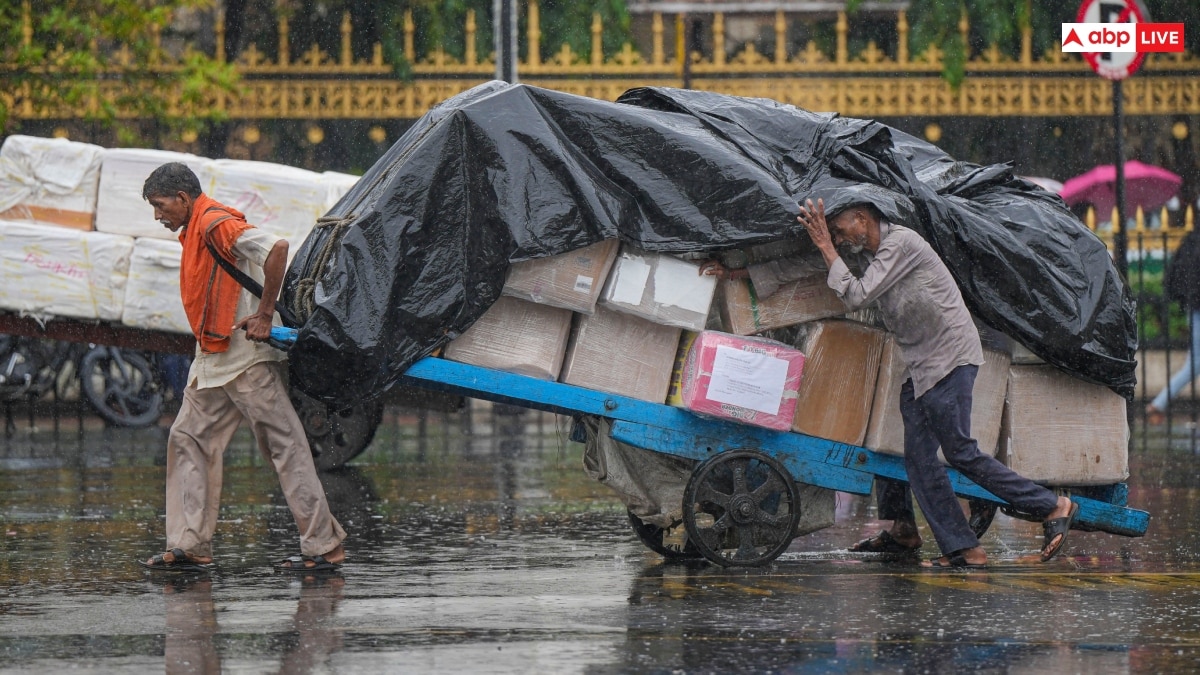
[{"left": 187, "top": 227, "right": 286, "bottom": 389}]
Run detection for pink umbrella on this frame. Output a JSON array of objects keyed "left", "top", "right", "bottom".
[{"left": 1060, "top": 160, "right": 1182, "bottom": 215}]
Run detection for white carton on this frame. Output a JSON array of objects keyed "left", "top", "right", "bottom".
[
  {"left": 94, "top": 148, "right": 214, "bottom": 240},
  {"left": 0, "top": 220, "right": 133, "bottom": 321},
  {"left": 599, "top": 246, "right": 716, "bottom": 331},
  {"left": 321, "top": 171, "right": 361, "bottom": 211},
  {"left": 443, "top": 296, "right": 572, "bottom": 380},
  {"left": 0, "top": 135, "right": 104, "bottom": 230},
  {"left": 999, "top": 365, "right": 1129, "bottom": 485},
  {"left": 865, "top": 338, "right": 1010, "bottom": 463},
  {"left": 120, "top": 238, "right": 191, "bottom": 334},
  {"left": 208, "top": 159, "right": 327, "bottom": 251}
]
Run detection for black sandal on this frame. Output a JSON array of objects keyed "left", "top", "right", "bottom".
[
  {"left": 923, "top": 551, "right": 987, "bottom": 570},
  {"left": 139, "top": 548, "right": 213, "bottom": 574},
  {"left": 274, "top": 554, "right": 342, "bottom": 574},
  {"left": 1040, "top": 501, "right": 1080, "bottom": 562}
]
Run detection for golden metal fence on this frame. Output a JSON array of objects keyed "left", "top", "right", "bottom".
[{"left": 4, "top": 1, "right": 1199, "bottom": 121}]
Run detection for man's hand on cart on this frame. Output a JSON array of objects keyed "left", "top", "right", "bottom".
[{"left": 698, "top": 259, "right": 748, "bottom": 281}]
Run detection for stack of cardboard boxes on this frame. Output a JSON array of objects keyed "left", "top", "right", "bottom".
[{"left": 448, "top": 247, "right": 1129, "bottom": 488}]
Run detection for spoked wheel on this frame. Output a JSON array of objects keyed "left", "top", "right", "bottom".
[
  {"left": 967, "top": 499, "right": 999, "bottom": 539},
  {"left": 79, "top": 347, "right": 163, "bottom": 428},
  {"left": 627, "top": 510, "right": 703, "bottom": 561},
  {"left": 682, "top": 449, "right": 801, "bottom": 567},
  {"left": 289, "top": 386, "right": 384, "bottom": 471}
]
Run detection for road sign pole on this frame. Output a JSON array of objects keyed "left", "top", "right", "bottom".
[{"left": 1113, "top": 80, "right": 1127, "bottom": 279}]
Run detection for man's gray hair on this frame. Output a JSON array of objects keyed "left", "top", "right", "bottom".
[{"left": 142, "top": 162, "right": 202, "bottom": 200}]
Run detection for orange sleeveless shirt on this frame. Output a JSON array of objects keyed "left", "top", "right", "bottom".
[{"left": 178, "top": 194, "right": 253, "bottom": 354}]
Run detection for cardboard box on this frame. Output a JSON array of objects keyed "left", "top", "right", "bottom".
[
  {"left": 999, "top": 365, "right": 1129, "bottom": 485},
  {"left": 120, "top": 238, "right": 191, "bottom": 333},
  {"left": 791, "top": 321, "right": 887, "bottom": 445},
  {"left": 503, "top": 240, "right": 619, "bottom": 314},
  {"left": 717, "top": 274, "right": 846, "bottom": 335},
  {"left": 443, "top": 296, "right": 572, "bottom": 380},
  {"left": 561, "top": 305, "right": 681, "bottom": 402},
  {"left": 0, "top": 135, "right": 104, "bottom": 230},
  {"left": 95, "top": 148, "right": 214, "bottom": 240},
  {"left": 600, "top": 246, "right": 716, "bottom": 331},
  {"left": 208, "top": 159, "right": 328, "bottom": 252},
  {"left": 865, "top": 339, "right": 1011, "bottom": 462},
  {"left": 0, "top": 220, "right": 133, "bottom": 321},
  {"left": 679, "top": 331, "right": 806, "bottom": 431}
]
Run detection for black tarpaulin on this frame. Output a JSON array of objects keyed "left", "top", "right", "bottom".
[{"left": 282, "top": 82, "right": 1137, "bottom": 406}]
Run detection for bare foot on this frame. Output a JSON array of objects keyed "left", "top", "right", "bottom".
[
  {"left": 321, "top": 543, "right": 345, "bottom": 565},
  {"left": 144, "top": 549, "right": 212, "bottom": 567},
  {"left": 1040, "top": 496, "right": 1076, "bottom": 561},
  {"left": 922, "top": 546, "right": 987, "bottom": 568}
]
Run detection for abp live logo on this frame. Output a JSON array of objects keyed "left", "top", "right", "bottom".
[{"left": 1062, "top": 23, "right": 1185, "bottom": 52}]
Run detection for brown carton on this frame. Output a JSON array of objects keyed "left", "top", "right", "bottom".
[
  {"left": 503, "top": 239, "right": 619, "bottom": 313},
  {"left": 443, "top": 296, "right": 572, "bottom": 380},
  {"left": 791, "top": 321, "right": 887, "bottom": 445},
  {"left": 561, "top": 305, "right": 681, "bottom": 402},
  {"left": 717, "top": 275, "right": 846, "bottom": 336},
  {"left": 999, "top": 365, "right": 1129, "bottom": 485},
  {"left": 865, "top": 339, "right": 1010, "bottom": 462}
]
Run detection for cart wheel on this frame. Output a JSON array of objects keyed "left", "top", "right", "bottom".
[
  {"left": 968, "top": 499, "right": 998, "bottom": 538},
  {"left": 627, "top": 510, "right": 703, "bottom": 561},
  {"left": 289, "top": 386, "right": 384, "bottom": 471},
  {"left": 682, "top": 449, "right": 801, "bottom": 567}
]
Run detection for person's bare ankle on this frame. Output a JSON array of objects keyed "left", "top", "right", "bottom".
[
  {"left": 322, "top": 544, "right": 345, "bottom": 564},
  {"left": 960, "top": 546, "right": 987, "bottom": 565},
  {"left": 1046, "top": 496, "right": 1072, "bottom": 522},
  {"left": 889, "top": 521, "right": 922, "bottom": 547}
]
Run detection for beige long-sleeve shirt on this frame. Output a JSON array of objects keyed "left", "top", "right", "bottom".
[
  {"left": 750, "top": 221, "right": 982, "bottom": 398},
  {"left": 187, "top": 227, "right": 286, "bottom": 389}
]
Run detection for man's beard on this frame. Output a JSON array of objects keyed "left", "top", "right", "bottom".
[{"left": 840, "top": 243, "right": 864, "bottom": 255}]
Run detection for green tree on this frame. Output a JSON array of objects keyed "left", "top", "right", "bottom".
[
  {"left": 852, "top": 0, "right": 1199, "bottom": 87},
  {"left": 0, "top": 0, "right": 238, "bottom": 138}
]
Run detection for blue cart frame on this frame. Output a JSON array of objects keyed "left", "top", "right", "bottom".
[{"left": 399, "top": 356, "right": 1149, "bottom": 564}]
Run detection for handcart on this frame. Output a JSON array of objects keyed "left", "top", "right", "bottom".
[{"left": 391, "top": 353, "right": 1149, "bottom": 568}]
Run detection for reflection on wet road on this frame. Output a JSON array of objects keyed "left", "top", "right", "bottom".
[{"left": 1, "top": 407, "right": 1199, "bottom": 673}]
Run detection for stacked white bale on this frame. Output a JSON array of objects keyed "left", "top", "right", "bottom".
[
  {"left": 320, "top": 171, "right": 361, "bottom": 211},
  {"left": 120, "top": 238, "right": 191, "bottom": 334},
  {"left": 0, "top": 135, "right": 104, "bottom": 230},
  {"left": 1000, "top": 365, "right": 1129, "bottom": 485},
  {"left": 94, "top": 148, "right": 214, "bottom": 240},
  {"left": 0, "top": 219, "right": 133, "bottom": 320},
  {"left": 599, "top": 246, "right": 716, "bottom": 331},
  {"left": 208, "top": 159, "right": 327, "bottom": 253}
]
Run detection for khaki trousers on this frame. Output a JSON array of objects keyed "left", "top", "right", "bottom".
[{"left": 165, "top": 361, "right": 346, "bottom": 558}]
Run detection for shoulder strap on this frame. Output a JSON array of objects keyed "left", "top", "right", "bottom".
[{"left": 202, "top": 207, "right": 299, "bottom": 328}]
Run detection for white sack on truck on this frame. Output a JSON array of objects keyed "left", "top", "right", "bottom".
[
  {"left": 0, "top": 135, "right": 104, "bottom": 231},
  {"left": 95, "top": 148, "right": 214, "bottom": 240},
  {"left": 208, "top": 159, "right": 327, "bottom": 254},
  {"left": 0, "top": 219, "right": 133, "bottom": 321},
  {"left": 321, "top": 171, "right": 361, "bottom": 212},
  {"left": 120, "top": 238, "right": 191, "bottom": 334}
]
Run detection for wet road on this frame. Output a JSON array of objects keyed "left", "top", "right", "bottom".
[{"left": 1, "top": 407, "right": 1199, "bottom": 673}]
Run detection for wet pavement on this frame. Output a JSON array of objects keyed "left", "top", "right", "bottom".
[{"left": 2, "top": 406, "right": 1200, "bottom": 673}]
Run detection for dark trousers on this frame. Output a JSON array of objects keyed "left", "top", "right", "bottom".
[{"left": 876, "top": 365, "right": 1059, "bottom": 555}]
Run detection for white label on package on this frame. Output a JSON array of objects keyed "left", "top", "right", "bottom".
[
  {"left": 609, "top": 255, "right": 651, "bottom": 306},
  {"left": 573, "top": 275, "right": 593, "bottom": 294},
  {"left": 707, "top": 345, "right": 788, "bottom": 416},
  {"left": 653, "top": 256, "right": 715, "bottom": 314}
]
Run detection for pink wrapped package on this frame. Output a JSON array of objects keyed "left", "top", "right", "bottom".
[{"left": 680, "top": 331, "right": 806, "bottom": 431}]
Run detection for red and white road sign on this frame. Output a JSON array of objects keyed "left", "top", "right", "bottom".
[{"left": 1073, "top": 0, "right": 1149, "bottom": 80}]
